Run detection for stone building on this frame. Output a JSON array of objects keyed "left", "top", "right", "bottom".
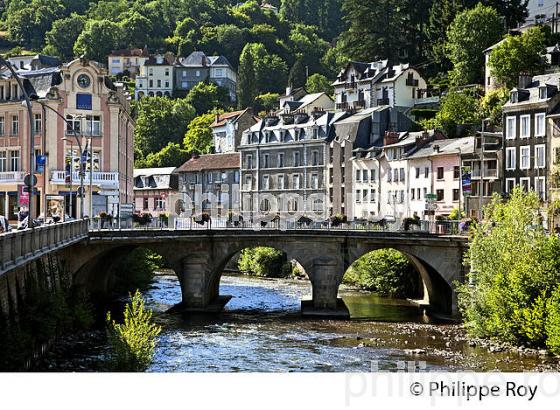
[{"left": 211, "top": 108, "right": 259, "bottom": 154}]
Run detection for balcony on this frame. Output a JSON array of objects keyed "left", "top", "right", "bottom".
[
  {"left": 345, "top": 81, "right": 357, "bottom": 90},
  {"left": 353, "top": 100, "right": 366, "bottom": 109},
  {"left": 51, "top": 170, "right": 119, "bottom": 189},
  {"left": 377, "top": 98, "right": 390, "bottom": 106},
  {"left": 471, "top": 168, "right": 498, "bottom": 178},
  {"left": 0, "top": 171, "right": 25, "bottom": 183},
  {"left": 336, "top": 102, "right": 350, "bottom": 111}
]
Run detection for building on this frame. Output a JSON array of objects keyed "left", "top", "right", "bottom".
[
  {"left": 502, "top": 73, "right": 560, "bottom": 204},
  {"left": 174, "top": 51, "right": 237, "bottom": 101},
  {"left": 332, "top": 60, "right": 427, "bottom": 112},
  {"left": 7, "top": 54, "right": 60, "bottom": 71},
  {"left": 175, "top": 153, "right": 240, "bottom": 216},
  {"left": 278, "top": 87, "right": 308, "bottom": 111},
  {"left": 135, "top": 53, "right": 175, "bottom": 99},
  {"left": 461, "top": 131, "right": 503, "bottom": 218},
  {"left": 133, "top": 167, "right": 179, "bottom": 216},
  {"left": 108, "top": 47, "right": 149, "bottom": 77},
  {"left": 239, "top": 109, "right": 340, "bottom": 219},
  {"left": 406, "top": 137, "right": 474, "bottom": 219},
  {"left": 351, "top": 146, "right": 381, "bottom": 220},
  {"left": 280, "top": 92, "right": 334, "bottom": 115},
  {"left": 0, "top": 57, "right": 135, "bottom": 221},
  {"left": 526, "top": 0, "right": 558, "bottom": 26},
  {"left": 211, "top": 109, "right": 259, "bottom": 154},
  {"left": 329, "top": 106, "right": 413, "bottom": 219}
]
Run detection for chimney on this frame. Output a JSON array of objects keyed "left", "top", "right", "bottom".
[
  {"left": 433, "top": 145, "right": 441, "bottom": 153},
  {"left": 384, "top": 131, "right": 400, "bottom": 146},
  {"left": 415, "top": 131, "right": 431, "bottom": 149},
  {"left": 518, "top": 73, "right": 532, "bottom": 89},
  {"left": 286, "top": 86, "right": 292, "bottom": 97},
  {"left": 215, "top": 113, "right": 220, "bottom": 124}
]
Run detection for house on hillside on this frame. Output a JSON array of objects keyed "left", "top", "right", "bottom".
[
  {"left": 108, "top": 47, "right": 150, "bottom": 77},
  {"left": 211, "top": 109, "right": 259, "bottom": 154},
  {"left": 135, "top": 53, "right": 175, "bottom": 98}
]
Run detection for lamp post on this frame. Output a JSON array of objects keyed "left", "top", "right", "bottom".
[
  {"left": 37, "top": 102, "right": 86, "bottom": 218},
  {"left": 0, "top": 55, "right": 35, "bottom": 231}
]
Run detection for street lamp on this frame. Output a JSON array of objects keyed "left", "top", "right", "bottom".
[{"left": 0, "top": 55, "right": 35, "bottom": 231}]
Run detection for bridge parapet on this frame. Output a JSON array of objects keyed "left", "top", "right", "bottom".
[{"left": 0, "top": 220, "right": 89, "bottom": 277}]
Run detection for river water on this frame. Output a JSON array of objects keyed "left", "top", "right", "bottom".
[{"left": 36, "top": 272, "right": 559, "bottom": 372}]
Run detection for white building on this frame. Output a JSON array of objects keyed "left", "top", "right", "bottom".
[
  {"left": 351, "top": 147, "right": 381, "bottom": 220},
  {"left": 135, "top": 53, "right": 175, "bottom": 98},
  {"left": 332, "top": 60, "right": 427, "bottom": 112},
  {"left": 108, "top": 48, "right": 149, "bottom": 77}
]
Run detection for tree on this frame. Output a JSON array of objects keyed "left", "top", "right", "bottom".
[
  {"left": 289, "top": 24, "right": 330, "bottom": 75},
  {"left": 6, "top": 0, "right": 65, "bottom": 48},
  {"left": 183, "top": 113, "right": 216, "bottom": 154},
  {"left": 237, "top": 44, "right": 259, "bottom": 108},
  {"left": 43, "top": 14, "right": 85, "bottom": 60},
  {"left": 446, "top": 4, "right": 503, "bottom": 85},
  {"left": 73, "top": 20, "right": 124, "bottom": 62},
  {"left": 254, "top": 93, "right": 280, "bottom": 113},
  {"left": 185, "top": 82, "right": 231, "bottom": 115},
  {"left": 134, "top": 97, "right": 196, "bottom": 161},
  {"left": 119, "top": 11, "right": 154, "bottom": 49},
  {"left": 141, "top": 143, "right": 190, "bottom": 168},
  {"left": 280, "top": 0, "right": 344, "bottom": 40},
  {"left": 479, "top": 86, "right": 509, "bottom": 126},
  {"left": 423, "top": 90, "right": 482, "bottom": 137},
  {"left": 288, "top": 58, "right": 307, "bottom": 88},
  {"left": 458, "top": 189, "right": 560, "bottom": 349},
  {"left": 306, "top": 73, "right": 333, "bottom": 95},
  {"left": 488, "top": 27, "right": 548, "bottom": 89}
]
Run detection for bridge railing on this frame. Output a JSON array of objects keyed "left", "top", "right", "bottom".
[
  {"left": 0, "top": 220, "right": 89, "bottom": 275},
  {"left": 88, "top": 216, "right": 467, "bottom": 236}
]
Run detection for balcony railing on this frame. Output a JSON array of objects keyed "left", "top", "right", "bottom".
[
  {"left": 345, "top": 81, "right": 357, "bottom": 90},
  {"left": 471, "top": 168, "right": 498, "bottom": 178},
  {"left": 51, "top": 170, "right": 119, "bottom": 188},
  {"left": 377, "top": 98, "right": 390, "bottom": 106},
  {"left": 0, "top": 171, "right": 25, "bottom": 183},
  {"left": 336, "top": 102, "right": 350, "bottom": 111},
  {"left": 353, "top": 100, "right": 366, "bottom": 109}
]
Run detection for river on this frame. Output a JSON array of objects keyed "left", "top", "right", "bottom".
[{"left": 35, "top": 272, "right": 559, "bottom": 372}]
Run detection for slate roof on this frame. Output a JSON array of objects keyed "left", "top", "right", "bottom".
[
  {"left": 211, "top": 109, "right": 248, "bottom": 128},
  {"left": 177, "top": 52, "right": 233, "bottom": 69},
  {"left": 503, "top": 72, "right": 560, "bottom": 108},
  {"left": 406, "top": 137, "right": 475, "bottom": 159},
  {"left": 175, "top": 153, "right": 240, "bottom": 172},
  {"left": 134, "top": 167, "right": 177, "bottom": 190}
]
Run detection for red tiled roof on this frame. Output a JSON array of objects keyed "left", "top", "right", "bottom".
[
  {"left": 210, "top": 109, "right": 248, "bottom": 128},
  {"left": 176, "top": 153, "right": 240, "bottom": 172}
]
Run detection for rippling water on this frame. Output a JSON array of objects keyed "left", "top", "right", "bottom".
[{"left": 35, "top": 273, "right": 559, "bottom": 372}]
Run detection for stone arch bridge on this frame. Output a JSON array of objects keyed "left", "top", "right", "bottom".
[{"left": 60, "top": 229, "right": 469, "bottom": 317}]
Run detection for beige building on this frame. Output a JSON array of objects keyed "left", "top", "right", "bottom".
[
  {"left": 0, "top": 57, "right": 135, "bottom": 221},
  {"left": 108, "top": 48, "right": 149, "bottom": 78}
]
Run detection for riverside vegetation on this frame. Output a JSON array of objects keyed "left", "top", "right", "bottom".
[{"left": 458, "top": 188, "right": 560, "bottom": 354}]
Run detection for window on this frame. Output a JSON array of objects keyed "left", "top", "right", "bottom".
[
  {"left": 505, "top": 178, "right": 516, "bottom": 193},
  {"left": 411, "top": 189, "right": 415, "bottom": 200},
  {"left": 148, "top": 68, "right": 153, "bottom": 76},
  {"left": 244, "top": 175, "right": 252, "bottom": 190},
  {"left": 263, "top": 175, "right": 270, "bottom": 190},
  {"left": 263, "top": 154, "right": 269, "bottom": 168},
  {"left": 423, "top": 187, "right": 427, "bottom": 198},
  {"left": 34, "top": 113, "right": 42, "bottom": 134},
  {"left": 453, "top": 189, "right": 460, "bottom": 201},
  {"left": 539, "top": 86, "right": 547, "bottom": 100},
  {"left": 293, "top": 152, "right": 300, "bottom": 167},
  {"left": 453, "top": 166, "right": 460, "bottom": 179},
  {"left": 195, "top": 70, "right": 200, "bottom": 77},
  {"left": 246, "top": 154, "right": 253, "bottom": 169},
  {"left": 535, "top": 144, "right": 546, "bottom": 168},
  {"left": 182, "top": 71, "right": 187, "bottom": 78},
  {"left": 0, "top": 151, "right": 6, "bottom": 172},
  {"left": 436, "top": 189, "right": 444, "bottom": 201},
  {"left": 207, "top": 172, "right": 213, "bottom": 183},
  {"left": 155, "top": 197, "right": 165, "bottom": 211},
  {"left": 363, "top": 169, "right": 368, "bottom": 181},
  {"left": 149, "top": 79, "right": 153, "bottom": 87},
  {"left": 520, "top": 115, "right": 530, "bottom": 138},
  {"left": 278, "top": 175, "right": 285, "bottom": 189},
  {"left": 415, "top": 167, "right": 420, "bottom": 178},
  {"left": 356, "top": 189, "right": 361, "bottom": 203},
  {"left": 506, "top": 116, "right": 516, "bottom": 139},
  {"left": 387, "top": 170, "right": 392, "bottom": 182},
  {"left": 356, "top": 170, "right": 361, "bottom": 181},
  {"left": 311, "top": 173, "right": 319, "bottom": 189},
  {"left": 165, "top": 81, "right": 170, "bottom": 88},
  {"left": 157, "top": 79, "right": 161, "bottom": 87},
  {"left": 393, "top": 168, "right": 398, "bottom": 182},
  {"left": 424, "top": 167, "right": 429, "bottom": 178},
  {"left": 278, "top": 153, "right": 284, "bottom": 168},
  {"left": 293, "top": 174, "right": 300, "bottom": 189},
  {"left": 143, "top": 197, "right": 149, "bottom": 210},
  {"left": 387, "top": 190, "right": 392, "bottom": 204},
  {"left": 437, "top": 167, "right": 444, "bottom": 180},
  {"left": 520, "top": 146, "right": 530, "bottom": 169},
  {"left": 11, "top": 115, "right": 18, "bottom": 135},
  {"left": 312, "top": 151, "right": 319, "bottom": 166},
  {"left": 535, "top": 177, "right": 546, "bottom": 200},
  {"left": 370, "top": 169, "right": 376, "bottom": 181},
  {"left": 0, "top": 116, "right": 4, "bottom": 135},
  {"left": 399, "top": 190, "right": 405, "bottom": 203},
  {"left": 506, "top": 147, "right": 516, "bottom": 170},
  {"left": 165, "top": 68, "right": 170, "bottom": 77},
  {"left": 66, "top": 115, "right": 81, "bottom": 134},
  {"left": 520, "top": 177, "right": 530, "bottom": 192},
  {"left": 363, "top": 190, "right": 368, "bottom": 203},
  {"left": 399, "top": 168, "right": 405, "bottom": 182},
  {"left": 10, "top": 150, "right": 19, "bottom": 171},
  {"left": 85, "top": 116, "right": 101, "bottom": 136},
  {"left": 370, "top": 189, "right": 376, "bottom": 203},
  {"left": 417, "top": 188, "right": 421, "bottom": 200},
  {"left": 535, "top": 113, "right": 546, "bottom": 137}
]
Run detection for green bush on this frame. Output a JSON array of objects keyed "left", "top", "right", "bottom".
[
  {"left": 546, "top": 286, "right": 560, "bottom": 354},
  {"left": 106, "top": 291, "right": 162, "bottom": 372},
  {"left": 343, "top": 249, "right": 420, "bottom": 298},
  {"left": 238, "top": 247, "right": 290, "bottom": 278},
  {"left": 113, "top": 249, "right": 162, "bottom": 294},
  {"left": 458, "top": 188, "right": 560, "bottom": 348}
]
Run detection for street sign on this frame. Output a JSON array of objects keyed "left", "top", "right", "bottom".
[
  {"left": 425, "top": 193, "right": 438, "bottom": 201},
  {"left": 24, "top": 173, "right": 38, "bottom": 187},
  {"left": 36, "top": 155, "right": 46, "bottom": 174}
]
